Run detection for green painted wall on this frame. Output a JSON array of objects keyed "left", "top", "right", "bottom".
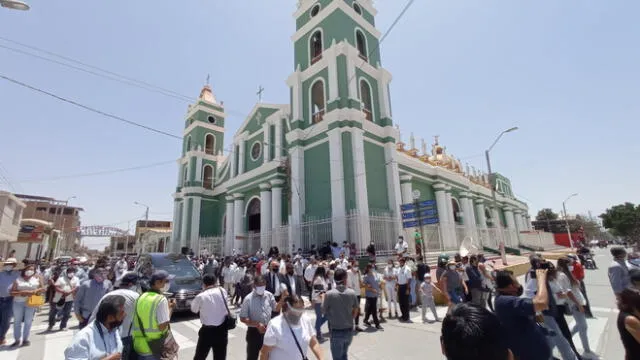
[
  {"left": 301, "top": 69, "right": 329, "bottom": 128},
  {"left": 199, "top": 199, "right": 221, "bottom": 236},
  {"left": 243, "top": 108, "right": 279, "bottom": 134},
  {"left": 363, "top": 141, "right": 388, "bottom": 211},
  {"left": 342, "top": 132, "right": 356, "bottom": 211},
  {"left": 245, "top": 135, "right": 265, "bottom": 173},
  {"left": 411, "top": 181, "right": 436, "bottom": 202},
  {"left": 304, "top": 142, "right": 332, "bottom": 217}
]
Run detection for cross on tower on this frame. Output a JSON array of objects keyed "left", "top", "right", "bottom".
[
  {"left": 257, "top": 86, "right": 265, "bottom": 102},
  {"left": 206, "top": 74, "right": 210, "bottom": 85}
]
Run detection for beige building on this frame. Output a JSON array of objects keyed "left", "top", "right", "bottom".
[
  {"left": 0, "top": 191, "right": 26, "bottom": 258},
  {"left": 15, "top": 194, "right": 83, "bottom": 256}
]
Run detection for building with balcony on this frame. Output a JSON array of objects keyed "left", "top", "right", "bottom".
[
  {"left": 0, "top": 191, "right": 26, "bottom": 258},
  {"left": 170, "top": 0, "right": 533, "bottom": 257}
]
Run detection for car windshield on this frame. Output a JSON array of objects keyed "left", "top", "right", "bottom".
[{"left": 152, "top": 255, "right": 200, "bottom": 278}]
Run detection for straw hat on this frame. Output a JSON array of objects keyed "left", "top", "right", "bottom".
[{"left": 3, "top": 257, "right": 18, "bottom": 265}]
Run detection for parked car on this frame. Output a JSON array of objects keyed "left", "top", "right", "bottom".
[{"left": 135, "top": 253, "right": 203, "bottom": 312}]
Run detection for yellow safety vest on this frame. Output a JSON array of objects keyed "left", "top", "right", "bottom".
[{"left": 132, "top": 292, "right": 166, "bottom": 355}]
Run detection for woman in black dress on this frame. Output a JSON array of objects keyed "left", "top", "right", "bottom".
[{"left": 617, "top": 288, "right": 640, "bottom": 360}]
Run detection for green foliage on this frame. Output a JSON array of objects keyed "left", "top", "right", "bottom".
[
  {"left": 599, "top": 202, "right": 640, "bottom": 245},
  {"left": 536, "top": 208, "right": 559, "bottom": 221}
]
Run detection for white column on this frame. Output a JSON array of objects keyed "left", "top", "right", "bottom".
[
  {"left": 504, "top": 207, "right": 517, "bottom": 248},
  {"left": 514, "top": 211, "right": 524, "bottom": 232},
  {"left": 195, "top": 155, "right": 203, "bottom": 183},
  {"left": 180, "top": 198, "right": 190, "bottom": 249},
  {"left": 351, "top": 129, "right": 371, "bottom": 247},
  {"left": 445, "top": 189, "right": 456, "bottom": 248},
  {"left": 289, "top": 146, "right": 305, "bottom": 225},
  {"left": 263, "top": 123, "right": 271, "bottom": 163},
  {"left": 434, "top": 183, "right": 450, "bottom": 250},
  {"left": 377, "top": 72, "right": 391, "bottom": 119},
  {"left": 475, "top": 199, "right": 487, "bottom": 228},
  {"left": 385, "top": 143, "right": 402, "bottom": 215},
  {"left": 171, "top": 200, "right": 181, "bottom": 253},
  {"left": 287, "top": 68, "right": 303, "bottom": 122},
  {"left": 260, "top": 183, "right": 272, "bottom": 251},
  {"left": 327, "top": 46, "right": 339, "bottom": 102},
  {"left": 238, "top": 138, "right": 246, "bottom": 175},
  {"left": 225, "top": 197, "right": 235, "bottom": 256},
  {"left": 346, "top": 54, "right": 358, "bottom": 101},
  {"left": 275, "top": 120, "right": 283, "bottom": 161},
  {"left": 230, "top": 143, "right": 237, "bottom": 178},
  {"left": 233, "top": 194, "right": 245, "bottom": 254},
  {"left": 400, "top": 176, "right": 413, "bottom": 205},
  {"left": 526, "top": 215, "right": 533, "bottom": 230},
  {"left": 271, "top": 179, "right": 284, "bottom": 228},
  {"left": 460, "top": 192, "right": 477, "bottom": 241},
  {"left": 191, "top": 197, "right": 202, "bottom": 250},
  {"left": 328, "top": 128, "right": 347, "bottom": 242}
]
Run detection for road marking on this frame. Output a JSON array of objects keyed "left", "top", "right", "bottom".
[
  {"left": 590, "top": 306, "right": 619, "bottom": 314},
  {"left": 171, "top": 327, "right": 196, "bottom": 349},
  {"left": 566, "top": 315, "right": 608, "bottom": 354}
]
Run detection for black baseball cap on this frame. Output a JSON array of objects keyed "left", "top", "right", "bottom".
[{"left": 120, "top": 273, "right": 139, "bottom": 286}]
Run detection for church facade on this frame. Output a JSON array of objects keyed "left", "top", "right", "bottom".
[{"left": 170, "top": 0, "right": 532, "bottom": 256}]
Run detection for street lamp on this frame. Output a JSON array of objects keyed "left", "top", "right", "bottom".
[
  {"left": 563, "top": 193, "right": 578, "bottom": 249},
  {"left": 485, "top": 127, "right": 518, "bottom": 265},
  {"left": 0, "top": 0, "right": 30, "bottom": 10}
]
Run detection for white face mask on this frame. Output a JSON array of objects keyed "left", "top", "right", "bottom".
[
  {"left": 3, "top": 265, "right": 13, "bottom": 272},
  {"left": 568, "top": 266, "right": 574, "bottom": 271},
  {"left": 161, "top": 283, "right": 170, "bottom": 293},
  {"left": 448, "top": 266, "right": 456, "bottom": 271},
  {"left": 255, "top": 286, "right": 266, "bottom": 296},
  {"left": 25, "top": 270, "right": 35, "bottom": 277},
  {"left": 67, "top": 273, "right": 75, "bottom": 278}
]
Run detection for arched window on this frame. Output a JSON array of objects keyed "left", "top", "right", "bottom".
[
  {"left": 203, "top": 165, "right": 213, "bottom": 190},
  {"left": 356, "top": 31, "right": 367, "bottom": 60},
  {"left": 452, "top": 198, "right": 462, "bottom": 224},
  {"left": 205, "top": 134, "right": 215, "bottom": 155},
  {"left": 353, "top": 2, "right": 362, "bottom": 15},
  {"left": 183, "top": 166, "right": 188, "bottom": 185},
  {"left": 185, "top": 136, "right": 191, "bottom": 152},
  {"left": 485, "top": 208, "right": 494, "bottom": 227},
  {"left": 359, "top": 80, "right": 373, "bottom": 121},
  {"left": 310, "top": 31, "right": 323, "bottom": 65},
  {"left": 310, "top": 80, "right": 325, "bottom": 124}
]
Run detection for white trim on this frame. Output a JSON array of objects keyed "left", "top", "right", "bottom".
[
  {"left": 302, "top": 137, "right": 328, "bottom": 150},
  {"left": 204, "top": 133, "right": 216, "bottom": 155},
  {"left": 362, "top": 136, "right": 384, "bottom": 147},
  {"left": 247, "top": 128, "right": 264, "bottom": 141},
  {"left": 308, "top": 77, "right": 327, "bottom": 125},
  {"left": 354, "top": 27, "right": 368, "bottom": 60},
  {"left": 184, "top": 103, "right": 225, "bottom": 122},
  {"left": 358, "top": 77, "right": 375, "bottom": 123},
  {"left": 220, "top": 160, "right": 280, "bottom": 191},
  {"left": 250, "top": 140, "right": 263, "bottom": 162},
  {"left": 183, "top": 118, "right": 225, "bottom": 136},
  {"left": 233, "top": 103, "right": 289, "bottom": 140},
  {"left": 292, "top": 0, "right": 381, "bottom": 42},
  {"left": 244, "top": 196, "right": 261, "bottom": 217},
  {"left": 308, "top": 27, "right": 324, "bottom": 68}
]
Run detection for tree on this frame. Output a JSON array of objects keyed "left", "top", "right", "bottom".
[
  {"left": 600, "top": 202, "right": 640, "bottom": 245},
  {"left": 536, "top": 208, "right": 559, "bottom": 221}
]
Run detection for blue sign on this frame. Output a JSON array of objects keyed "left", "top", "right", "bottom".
[
  {"left": 400, "top": 204, "right": 416, "bottom": 211},
  {"left": 400, "top": 200, "right": 440, "bottom": 228},
  {"left": 419, "top": 200, "right": 437, "bottom": 207}
]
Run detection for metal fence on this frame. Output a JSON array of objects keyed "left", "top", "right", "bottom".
[{"left": 198, "top": 236, "right": 224, "bottom": 256}]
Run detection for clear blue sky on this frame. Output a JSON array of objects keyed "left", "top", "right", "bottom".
[{"left": 0, "top": 1, "right": 638, "bottom": 249}]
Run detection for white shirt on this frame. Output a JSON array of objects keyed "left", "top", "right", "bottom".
[
  {"left": 191, "top": 287, "right": 228, "bottom": 326},
  {"left": 524, "top": 277, "right": 567, "bottom": 305},
  {"left": 115, "top": 260, "right": 128, "bottom": 279},
  {"left": 54, "top": 275, "right": 79, "bottom": 303},
  {"left": 383, "top": 266, "right": 397, "bottom": 285},
  {"left": 395, "top": 241, "right": 409, "bottom": 254},
  {"left": 156, "top": 296, "right": 171, "bottom": 324},
  {"left": 13, "top": 276, "right": 41, "bottom": 302},
  {"left": 556, "top": 272, "right": 586, "bottom": 306},
  {"left": 347, "top": 270, "right": 361, "bottom": 291},
  {"left": 304, "top": 265, "right": 317, "bottom": 283},
  {"left": 396, "top": 265, "right": 412, "bottom": 285},
  {"left": 263, "top": 314, "right": 315, "bottom": 360}
]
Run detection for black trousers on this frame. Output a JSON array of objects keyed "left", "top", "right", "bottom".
[
  {"left": 363, "top": 297, "right": 380, "bottom": 326},
  {"left": 194, "top": 324, "right": 228, "bottom": 360},
  {"left": 398, "top": 284, "right": 410, "bottom": 321},
  {"left": 354, "top": 296, "right": 360, "bottom": 326},
  {"left": 246, "top": 327, "right": 264, "bottom": 360},
  {"left": 554, "top": 305, "right": 583, "bottom": 360}
]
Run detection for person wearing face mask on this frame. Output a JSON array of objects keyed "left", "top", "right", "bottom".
[
  {"left": 420, "top": 274, "right": 441, "bottom": 323},
  {"left": 260, "top": 294, "right": 324, "bottom": 360},
  {"left": 64, "top": 294, "right": 126, "bottom": 360},
  {"left": 266, "top": 261, "right": 286, "bottom": 303},
  {"left": 609, "top": 246, "right": 631, "bottom": 298},
  {"left": 240, "top": 275, "right": 286, "bottom": 360},
  {"left": 396, "top": 258, "right": 412, "bottom": 322},
  {"left": 48, "top": 266, "right": 79, "bottom": 331},
  {"left": 383, "top": 260, "right": 399, "bottom": 318},
  {"left": 190, "top": 273, "right": 230, "bottom": 360},
  {"left": 0, "top": 258, "right": 19, "bottom": 345},
  {"left": 9, "top": 263, "right": 45, "bottom": 347},
  {"left": 132, "top": 270, "right": 179, "bottom": 360},
  {"left": 439, "top": 260, "right": 468, "bottom": 311},
  {"left": 494, "top": 269, "right": 551, "bottom": 360},
  {"left": 74, "top": 267, "right": 112, "bottom": 329}
]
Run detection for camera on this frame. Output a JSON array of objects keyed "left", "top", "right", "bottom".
[{"left": 529, "top": 259, "right": 553, "bottom": 279}]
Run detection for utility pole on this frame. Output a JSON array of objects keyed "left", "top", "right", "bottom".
[{"left": 563, "top": 193, "right": 578, "bottom": 248}]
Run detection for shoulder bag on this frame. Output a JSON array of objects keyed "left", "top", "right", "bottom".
[
  {"left": 219, "top": 288, "right": 237, "bottom": 330},
  {"left": 134, "top": 294, "right": 180, "bottom": 360},
  {"left": 122, "top": 299, "right": 138, "bottom": 360},
  {"left": 285, "top": 318, "right": 309, "bottom": 360}
]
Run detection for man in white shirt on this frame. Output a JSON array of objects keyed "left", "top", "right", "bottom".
[
  {"left": 395, "top": 236, "right": 409, "bottom": 256},
  {"left": 396, "top": 257, "right": 412, "bottom": 321},
  {"left": 114, "top": 256, "right": 128, "bottom": 281},
  {"left": 304, "top": 258, "right": 318, "bottom": 297},
  {"left": 383, "top": 259, "right": 399, "bottom": 318},
  {"left": 191, "top": 274, "right": 229, "bottom": 360},
  {"left": 221, "top": 260, "right": 236, "bottom": 298},
  {"left": 347, "top": 263, "right": 363, "bottom": 332}
]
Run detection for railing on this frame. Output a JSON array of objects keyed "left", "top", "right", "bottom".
[
  {"left": 363, "top": 108, "right": 372, "bottom": 121},
  {"left": 312, "top": 109, "right": 325, "bottom": 124},
  {"left": 311, "top": 53, "right": 323, "bottom": 65},
  {"left": 358, "top": 53, "right": 368, "bottom": 62}
]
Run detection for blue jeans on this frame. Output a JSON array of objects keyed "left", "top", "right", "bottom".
[
  {"left": 330, "top": 328, "right": 353, "bottom": 360},
  {"left": 447, "top": 289, "right": 464, "bottom": 304},
  {"left": 0, "top": 297, "right": 13, "bottom": 341},
  {"left": 12, "top": 301, "right": 36, "bottom": 342},
  {"left": 543, "top": 315, "right": 578, "bottom": 360},
  {"left": 314, "top": 303, "right": 327, "bottom": 338},
  {"left": 570, "top": 306, "right": 592, "bottom": 352}
]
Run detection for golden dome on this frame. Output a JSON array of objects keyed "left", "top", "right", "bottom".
[{"left": 199, "top": 84, "right": 218, "bottom": 104}]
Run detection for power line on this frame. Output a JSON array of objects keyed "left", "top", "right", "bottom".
[
  {"left": 18, "top": 159, "right": 176, "bottom": 183},
  {"left": 0, "top": 74, "right": 182, "bottom": 140}
]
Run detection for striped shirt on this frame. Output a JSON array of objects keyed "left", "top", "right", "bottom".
[{"left": 239, "top": 291, "right": 276, "bottom": 326}]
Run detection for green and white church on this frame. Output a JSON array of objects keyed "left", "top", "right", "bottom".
[{"left": 170, "top": 0, "right": 538, "bottom": 257}]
